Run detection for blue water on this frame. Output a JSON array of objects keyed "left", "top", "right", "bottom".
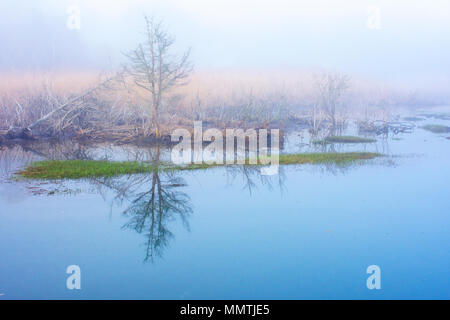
[{"left": 0, "top": 111, "right": 449, "bottom": 299}]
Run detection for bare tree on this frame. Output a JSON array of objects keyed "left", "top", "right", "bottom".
[
  {"left": 124, "top": 16, "right": 192, "bottom": 137},
  {"left": 315, "top": 73, "right": 349, "bottom": 130},
  {"left": 308, "top": 100, "right": 325, "bottom": 136}
]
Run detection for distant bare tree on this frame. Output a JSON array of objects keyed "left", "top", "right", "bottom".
[
  {"left": 315, "top": 73, "right": 349, "bottom": 130},
  {"left": 124, "top": 16, "right": 192, "bottom": 136},
  {"left": 308, "top": 100, "right": 325, "bottom": 136}
]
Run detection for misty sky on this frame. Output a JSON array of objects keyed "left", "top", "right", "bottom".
[{"left": 1, "top": 0, "right": 449, "bottom": 90}]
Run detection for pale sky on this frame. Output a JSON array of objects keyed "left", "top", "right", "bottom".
[{"left": 1, "top": 0, "right": 449, "bottom": 90}]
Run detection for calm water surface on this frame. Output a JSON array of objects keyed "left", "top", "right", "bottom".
[{"left": 0, "top": 109, "right": 449, "bottom": 299}]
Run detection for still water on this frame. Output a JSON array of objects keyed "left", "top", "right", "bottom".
[{"left": 0, "top": 110, "right": 449, "bottom": 299}]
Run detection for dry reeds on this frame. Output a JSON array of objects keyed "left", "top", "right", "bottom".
[{"left": 0, "top": 69, "right": 418, "bottom": 142}]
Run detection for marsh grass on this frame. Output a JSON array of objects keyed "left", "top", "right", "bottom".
[
  {"left": 421, "top": 124, "right": 450, "bottom": 134},
  {"left": 313, "top": 136, "right": 377, "bottom": 144},
  {"left": 18, "top": 152, "right": 382, "bottom": 179},
  {"left": 0, "top": 70, "right": 426, "bottom": 140}
]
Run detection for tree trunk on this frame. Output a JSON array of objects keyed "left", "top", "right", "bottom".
[{"left": 153, "top": 105, "right": 160, "bottom": 137}]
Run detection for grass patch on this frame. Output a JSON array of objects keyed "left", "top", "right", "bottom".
[
  {"left": 403, "top": 116, "right": 424, "bottom": 122},
  {"left": 18, "top": 160, "right": 160, "bottom": 179},
  {"left": 18, "top": 152, "right": 382, "bottom": 179},
  {"left": 313, "top": 136, "right": 376, "bottom": 144},
  {"left": 419, "top": 113, "right": 450, "bottom": 121},
  {"left": 421, "top": 124, "right": 450, "bottom": 134},
  {"left": 277, "top": 152, "right": 380, "bottom": 164}
]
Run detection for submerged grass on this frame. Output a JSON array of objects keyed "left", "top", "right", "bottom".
[
  {"left": 403, "top": 116, "right": 424, "bottom": 122},
  {"left": 421, "top": 124, "right": 450, "bottom": 134},
  {"left": 313, "top": 136, "right": 377, "bottom": 144},
  {"left": 18, "top": 152, "right": 382, "bottom": 179}
]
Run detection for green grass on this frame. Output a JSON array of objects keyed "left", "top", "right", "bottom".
[
  {"left": 18, "top": 160, "right": 160, "bottom": 179},
  {"left": 18, "top": 152, "right": 382, "bottom": 180},
  {"left": 313, "top": 136, "right": 377, "bottom": 144},
  {"left": 421, "top": 124, "right": 450, "bottom": 134}
]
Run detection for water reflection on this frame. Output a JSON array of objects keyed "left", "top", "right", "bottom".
[
  {"left": 1, "top": 110, "right": 449, "bottom": 298},
  {"left": 224, "top": 164, "right": 286, "bottom": 195},
  {"left": 122, "top": 150, "right": 192, "bottom": 262},
  {"left": 90, "top": 146, "right": 192, "bottom": 262},
  {"left": 1, "top": 136, "right": 389, "bottom": 263}
]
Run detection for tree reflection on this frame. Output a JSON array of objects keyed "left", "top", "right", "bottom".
[
  {"left": 224, "top": 164, "right": 286, "bottom": 196},
  {"left": 2, "top": 141, "right": 192, "bottom": 263},
  {"left": 94, "top": 146, "right": 192, "bottom": 263},
  {"left": 122, "top": 149, "right": 192, "bottom": 262}
]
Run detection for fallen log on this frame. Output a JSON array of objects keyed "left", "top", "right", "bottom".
[
  {"left": 27, "top": 74, "right": 118, "bottom": 131},
  {"left": 6, "top": 127, "right": 34, "bottom": 140}
]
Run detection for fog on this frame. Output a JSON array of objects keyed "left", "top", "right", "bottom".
[{"left": 1, "top": 0, "right": 450, "bottom": 94}]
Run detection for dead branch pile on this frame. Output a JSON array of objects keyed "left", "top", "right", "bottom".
[
  {"left": 0, "top": 73, "right": 154, "bottom": 142},
  {"left": 357, "top": 120, "right": 414, "bottom": 135}
]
